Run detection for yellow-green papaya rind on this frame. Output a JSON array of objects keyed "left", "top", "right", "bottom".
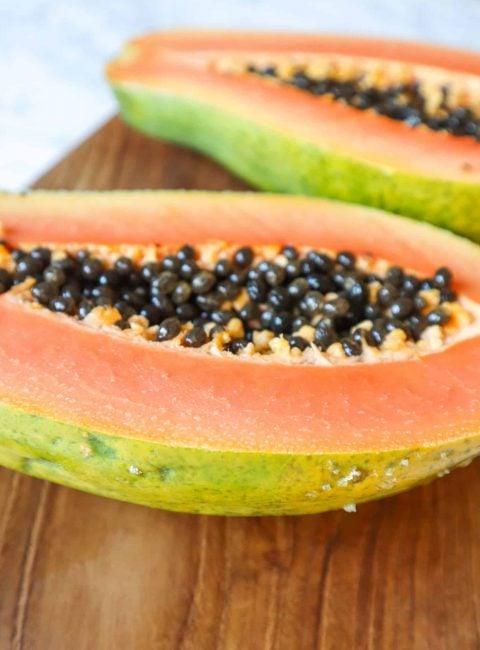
[
  {"left": 111, "top": 84, "right": 480, "bottom": 242},
  {"left": 1, "top": 403, "right": 479, "bottom": 515}
]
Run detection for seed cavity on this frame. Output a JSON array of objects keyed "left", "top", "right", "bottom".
[
  {"left": 215, "top": 55, "right": 480, "bottom": 140},
  {"left": 0, "top": 238, "right": 476, "bottom": 366}
]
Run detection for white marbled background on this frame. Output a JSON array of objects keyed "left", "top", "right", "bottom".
[{"left": 1, "top": 0, "right": 479, "bottom": 189}]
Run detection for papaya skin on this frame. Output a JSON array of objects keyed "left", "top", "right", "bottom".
[
  {"left": 110, "top": 83, "right": 480, "bottom": 242},
  {"left": 0, "top": 403, "right": 478, "bottom": 515}
]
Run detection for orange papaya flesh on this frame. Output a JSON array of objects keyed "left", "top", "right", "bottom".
[
  {"left": 0, "top": 191, "right": 479, "bottom": 515},
  {"left": 106, "top": 31, "right": 480, "bottom": 240}
]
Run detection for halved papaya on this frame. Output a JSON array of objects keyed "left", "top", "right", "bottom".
[
  {"left": 106, "top": 31, "right": 480, "bottom": 240},
  {"left": 0, "top": 190, "right": 479, "bottom": 515}
]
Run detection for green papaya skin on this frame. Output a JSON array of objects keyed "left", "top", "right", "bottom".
[
  {"left": 111, "top": 84, "right": 480, "bottom": 242},
  {"left": 1, "top": 403, "right": 478, "bottom": 515}
]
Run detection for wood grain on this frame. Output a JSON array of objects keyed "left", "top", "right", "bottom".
[{"left": 1, "top": 116, "right": 479, "bottom": 650}]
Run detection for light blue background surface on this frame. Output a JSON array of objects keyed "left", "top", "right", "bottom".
[{"left": 1, "top": 0, "right": 479, "bottom": 189}]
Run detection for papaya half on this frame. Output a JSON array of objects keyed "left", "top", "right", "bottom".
[
  {"left": 106, "top": 31, "right": 480, "bottom": 240},
  {"left": 0, "top": 191, "right": 480, "bottom": 515}
]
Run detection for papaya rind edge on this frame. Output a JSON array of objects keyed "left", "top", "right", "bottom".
[{"left": 1, "top": 402, "right": 479, "bottom": 515}]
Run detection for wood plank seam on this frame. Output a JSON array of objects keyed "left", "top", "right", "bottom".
[
  {"left": 0, "top": 473, "right": 21, "bottom": 559},
  {"left": 11, "top": 482, "right": 51, "bottom": 650}
]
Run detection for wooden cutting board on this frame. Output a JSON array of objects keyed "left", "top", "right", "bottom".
[{"left": 1, "top": 117, "right": 479, "bottom": 650}]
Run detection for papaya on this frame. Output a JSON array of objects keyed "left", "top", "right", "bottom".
[
  {"left": 0, "top": 190, "right": 480, "bottom": 515},
  {"left": 106, "top": 31, "right": 480, "bottom": 240}
]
